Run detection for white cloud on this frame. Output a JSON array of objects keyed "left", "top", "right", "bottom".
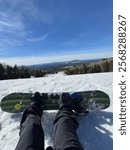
[
  {"left": 0, "top": 20, "right": 16, "bottom": 28},
  {"left": 0, "top": 0, "right": 51, "bottom": 48},
  {"left": 26, "top": 34, "right": 49, "bottom": 42},
  {"left": 61, "top": 34, "right": 88, "bottom": 46},
  {"left": 0, "top": 14, "right": 25, "bottom": 31}
]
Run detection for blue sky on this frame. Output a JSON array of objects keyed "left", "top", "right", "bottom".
[{"left": 0, "top": 0, "right": 113, "bottom": 65}]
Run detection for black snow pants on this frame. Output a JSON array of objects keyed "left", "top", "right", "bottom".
[{"left": 15, "top": 108, "right": 83, "bottom": 150}]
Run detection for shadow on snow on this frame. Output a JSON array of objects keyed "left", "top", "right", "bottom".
[
  {"left": 78, "top": 111, "right": 113, "bottom": 150},
  {"left": 10, "top": 110, "right": 113, "bottom": 150}
]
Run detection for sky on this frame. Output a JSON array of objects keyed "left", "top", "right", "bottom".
[{"left": 0, "top": 0, "right": 113, "bottom": 66}]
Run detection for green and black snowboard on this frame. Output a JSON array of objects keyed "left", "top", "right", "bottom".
[{"left": 0, "top": 90, "right": 110, "bottom": 115}]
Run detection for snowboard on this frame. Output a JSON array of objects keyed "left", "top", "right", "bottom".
[{"left": 0, "top": 90, "right": 110, "bottom": 114}]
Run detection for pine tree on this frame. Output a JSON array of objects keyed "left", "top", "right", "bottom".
[
  {"left": 101, "top": 60, "right": 109, "bottom": 72},
  {"left": 0, "top": 64, "right": 5, "bottom": 80},
  {"left": 12, "top": 65, "right": 19, "bottom": 79},
  {"left": 93, "top": 64, "right": 101, "bottom": 73},
  {"left": 82, "top": 64, "right": 87, "bottom": 74},
  {"left": 5, "top": 65, "right": 13, "bottom": 79},
  {"left": 19, "top": 66, "right": 31, "bottom": 78}
]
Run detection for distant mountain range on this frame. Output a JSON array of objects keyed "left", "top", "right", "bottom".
[{"left": 28, "top": 58, "right": 104, "bottom": 69}]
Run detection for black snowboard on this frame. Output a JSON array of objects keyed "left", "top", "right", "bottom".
[{"left": 0, "top": 90, "right": 110, "bottom": 114}]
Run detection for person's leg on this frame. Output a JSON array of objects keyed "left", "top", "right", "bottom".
[
  {"left": 15, "top": 92, "right": 44, "bottom": 150},
  {"left": 53, "top": 108, "right": 84, "bottom": 150}
]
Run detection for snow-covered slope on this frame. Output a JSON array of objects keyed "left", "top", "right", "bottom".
[{"left": 0, "top": 72, "right": 113, "bottom": 150}]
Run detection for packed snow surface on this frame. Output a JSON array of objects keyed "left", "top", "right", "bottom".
[{"left": 0, "top": 72, "right": 113, "bottom": 150}]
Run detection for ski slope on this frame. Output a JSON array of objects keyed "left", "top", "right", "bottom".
[{"left": 0, "top": 72, "right": 113, "bottom": 150}]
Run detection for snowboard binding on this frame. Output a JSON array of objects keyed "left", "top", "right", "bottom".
[{"left": 60, "top": 92, "right": 89, "bottom": 115}]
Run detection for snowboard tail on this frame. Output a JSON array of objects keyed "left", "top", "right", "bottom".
[{"left": 0, "top": 90, "right": 110, "bottom": 114}]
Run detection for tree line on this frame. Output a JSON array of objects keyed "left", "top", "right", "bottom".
[
  {"left": 0, "top": 64, "right": 47, "bottom": 80},
  {"left": 65, "top": 59, "right": 113, "bottom": 75},
  {"left": 0, "top": 58, "right": 113, "bottom": 80}
]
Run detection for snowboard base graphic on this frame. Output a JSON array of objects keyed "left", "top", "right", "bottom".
[{"left": 0, "top": 90, "right": 110, "bottom": 114}]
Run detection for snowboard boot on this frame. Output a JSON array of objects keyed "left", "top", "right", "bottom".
[
  {"left": 30, "top": 92, "right": 44, "bottom": 117},
  {"left": 20, "top": 92, "right": 44, "bottom": 126},
  {"left": 59, "top": 92, "right": 84, "bottom": 113},
  {"left": 46, "top": 146, "right": 54, "bottom": 150}
]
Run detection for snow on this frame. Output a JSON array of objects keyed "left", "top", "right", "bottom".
[{"left": 0, "top": 72, "right": 113, "bottom": 150}]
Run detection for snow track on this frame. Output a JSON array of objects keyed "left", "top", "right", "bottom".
[{"left": 0, "top": 72, "right": 113, "bottom": 150}]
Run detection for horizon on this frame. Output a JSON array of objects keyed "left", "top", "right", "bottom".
[
  {"left": 0, "top": 51, "right": 112, "bottom": 66},
  {"left": 0, "top": 0, "right": 113, "bottom": 66},
  {"left": 1, "top": 55, "right": 113, "bottom": 67},
  {"left": 27, "top": 56, "right": 113, "bottom": 68}
]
